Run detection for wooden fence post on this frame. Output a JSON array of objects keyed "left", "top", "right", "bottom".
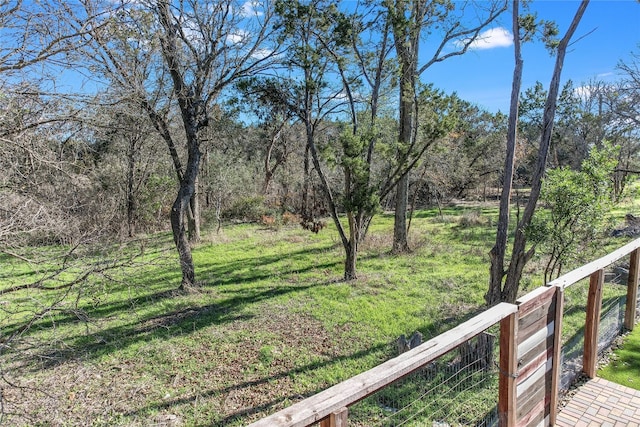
[
  {"left": 549, "top": 285, "right": 564, "bottom": 425},
  {"left": 499, "top": 312, "right": 518, "bottom": 427},
  {"left": 583, "top": 269, "right": 604, "bottom": 378},
  {"left": 625, "top": 248, "right": 640, "bottom": 331},
  {"left": 319, "top": 408, "right": 348, "bottom": 427}
]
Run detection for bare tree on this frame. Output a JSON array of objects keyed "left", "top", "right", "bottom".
[
  {"left": 0, "top": 0, "right": 99, "bottom": 75},
  {"left": 616, "top": 48, "right": 640, "bottom": 128},
  {"left": 78, "top": 0, "right": 279, "bottom": 288}
]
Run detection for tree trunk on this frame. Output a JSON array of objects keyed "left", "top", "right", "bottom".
[
  {"left": 392, "top": 58, "right": 415, "bottom": 254},
  {"left": 263, "top": 122, "right": 286, "bottom": 194},
  {"left": 343, "top": 211, "right": 368, "bottom": 281},
  {"left": 172, "top": 183, "right": 195, "bottom": 289},
  {"left": 487, "top": 0, "right": 522, "bottom": 306},
  {"left": 493, "top": 0, "right": 590, "bottom": 304},
  {"left": 173, "top": 130, "right": 202, "bottom": 289},
  {"left": 502, "top": 231, "right": 533, "bottom": 303},
  {"left": 263, "top": 170, "right": 273, "bottom": 194},
  {"left": 344, "top": 240, "right": 357, "bottom": 281},
  {"left": 302, "top": 145, "right": 311, "bottom": 217},
  {"left": 393, "top": 173, "right": 410, "bottom": 253},
  {"left": 126, "top": 136, "right": 137, "bottom": 238},
  {"left": 188, "top": 176, "right": 201, "bottom": 242}
]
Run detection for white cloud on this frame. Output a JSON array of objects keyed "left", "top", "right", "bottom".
[
  {"left": 226, "top": 30, "right": 249, "bottom": 44},
  {"left": 251, "top": 48, "right": 274, "bottom": 59},
  {"left": 241, "top": 1, "right": 263, "bottom": 17},
  {"left": 457, "top": 27, "right": 513, "bottom": 50},
  {"left": 573, "top": 83, "right": 617, "bottom": 102},
  {"left": 574, "top": 85, "right": 593, "bottom": 100}
]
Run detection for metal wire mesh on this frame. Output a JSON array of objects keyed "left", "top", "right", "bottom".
[
  {"left": 346, "top": 329, "right": 500, "bottom": 427},
  {"left": 559, "top": 277, "right": 589, "bottom": 391},
  {"left": 597, "top": 293, "right": 626, "bottom": 356},
  {"left": 559, "top": 263, "right": 635, "bottom": 392}
]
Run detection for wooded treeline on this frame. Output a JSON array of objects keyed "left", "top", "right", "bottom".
[{"left": 1, "top": 0, "right": 639, "bottom": 301}]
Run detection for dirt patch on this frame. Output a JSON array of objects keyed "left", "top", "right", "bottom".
[
  {"left": 1, "top": 360, "right": 159, "bottom": 426},
  {"left": 1, "top": 303, "right": 341, "bottom": 426}
]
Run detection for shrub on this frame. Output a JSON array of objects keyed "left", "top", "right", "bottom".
[
  {"left": 458, "top": 210, "right": 484, "bottom": 228},
  {"left": 223, "top": 196, "right": 269, "bottom": 222}
]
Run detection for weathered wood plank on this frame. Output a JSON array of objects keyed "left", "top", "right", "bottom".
[
  {"left": 516, "top": 397, "right": 545, "bottom": 427},
  {"left": 549, "top": 285, "right": 564, "bottom": 425},
  {"left": 517, "top": 347, "right": 553, "bottom": 385},
  {"left": 583, "top": 269, "right": 604, "bottom": 378},
  {"left": 517, "top": 321, "right": 553, "bottom": 361},
  {"left": 499, "top": 312, "right": 518, "bottom": 427},
  {"left": 625, "top": 248, "right": 640, "bottom": 331},
  {"left": 516, "top": 357, "right": 552, "bottom": 399},
  {"left": 547, "top": 237, "right": 640, "bottom": 289},
  {"left": 517, "top": 400, "right": 548, "bottom": 427},
  {"left": 247, "top": 303, "right": 518, "bottom": 427},
  {"left": 319, "top": 408, "right": 347, "bottom": 427},
  {"left": 517, "top": 298, "right": 555, "bottom": 344},
  {"left": 517, "top": 335, "right": 554, "bottom": 375},
  {"left": 517, "top": 286, "right": 556, "bottom": 318},
  {"left": 517, "top": 369, "right": 552, "bottom": 420}
]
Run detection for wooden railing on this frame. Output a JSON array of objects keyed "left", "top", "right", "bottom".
[{"left": 248, "top": 237, "right": 640, "bottom": 427}]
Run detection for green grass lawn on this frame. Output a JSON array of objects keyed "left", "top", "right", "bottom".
[
  {"left": 0, "top": 205, "right": 636, "bottom": 426},
  {"left": 599, "top": 324, "right": 640, "bottom": 390}
]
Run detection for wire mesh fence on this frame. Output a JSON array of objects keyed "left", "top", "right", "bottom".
[
  {"left": 559, "top": 262, "right": 636, "bottom": 392},
  {"left": 248, "top": 244, "right": 640, "bottom": 427},
  {"left": 345, "top": 328, "right": 500, "bottom": 427},
  {"left": 559, "top": 276, "right": 589, "bottom": 391}
]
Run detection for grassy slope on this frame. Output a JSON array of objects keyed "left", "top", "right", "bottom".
[{"left": 0, "top": 206, "right": 636, "bottom": 426}]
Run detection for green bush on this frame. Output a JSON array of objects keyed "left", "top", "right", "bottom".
[
  {"left": 530, "top": 142, "right": 618, "bottom": 282},
  {"left": 223, "top": 196, "right": 269, "bottom": 222}
]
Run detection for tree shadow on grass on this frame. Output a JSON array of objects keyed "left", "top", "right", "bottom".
[
  {"left": 122, "top": 341, "right": 391, "bottom": 427},
  {"left": 27, "top": 281, "right": 325, "bottom": 370},
  {"left": 195, "top": 243, "right": 342, "bottom": 287},
  {"left": 3, "top": 242, "right": 341, "bottom": 347}
]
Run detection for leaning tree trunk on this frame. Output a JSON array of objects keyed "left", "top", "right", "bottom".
[
  {"left": 497, "top": 0, "right": 590, "bottom": 304},
  {"left": 302, "top": 145, "right": 311, "bottom": 218},
  {"left": 487, "top": 0, "right": 522, "bottom": 306}
]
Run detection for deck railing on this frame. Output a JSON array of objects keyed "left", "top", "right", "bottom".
[{"left": 248, "top": 238, "right": 640, "bottom": 427}]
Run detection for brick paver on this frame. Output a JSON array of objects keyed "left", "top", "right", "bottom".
[{"left": 556, "top": 377, "right": 640, "bottom": 426}]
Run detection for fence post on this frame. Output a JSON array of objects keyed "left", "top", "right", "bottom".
[
  {"left": 499, "top": 311, "right": 518, "bottom": 427},
  {"left": 625, "top": 248, "right": 640, "bottom": 331},
  {"left": 319, "top": 407, "right": 348, "bottom": 427},
  {"left": 549, "top": 285, "right": 564, "bottom": 425},
  {"left": 583, "top": 269, "right": 604, "bottom": 378}
]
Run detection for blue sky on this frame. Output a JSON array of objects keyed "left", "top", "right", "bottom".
[
  {"left": 48, "top": 0, "right": 639, "bottom": 114},
  {"left": 422, "top": 0, "right": 640, "bottom": 113}
]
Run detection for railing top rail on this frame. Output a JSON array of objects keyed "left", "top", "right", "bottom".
[
  {"left": 247, "top": 302, "right": 517, "bottom": 427},
  {"left": 547, "top": 237, "right": 640, "bottom": 289}
]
